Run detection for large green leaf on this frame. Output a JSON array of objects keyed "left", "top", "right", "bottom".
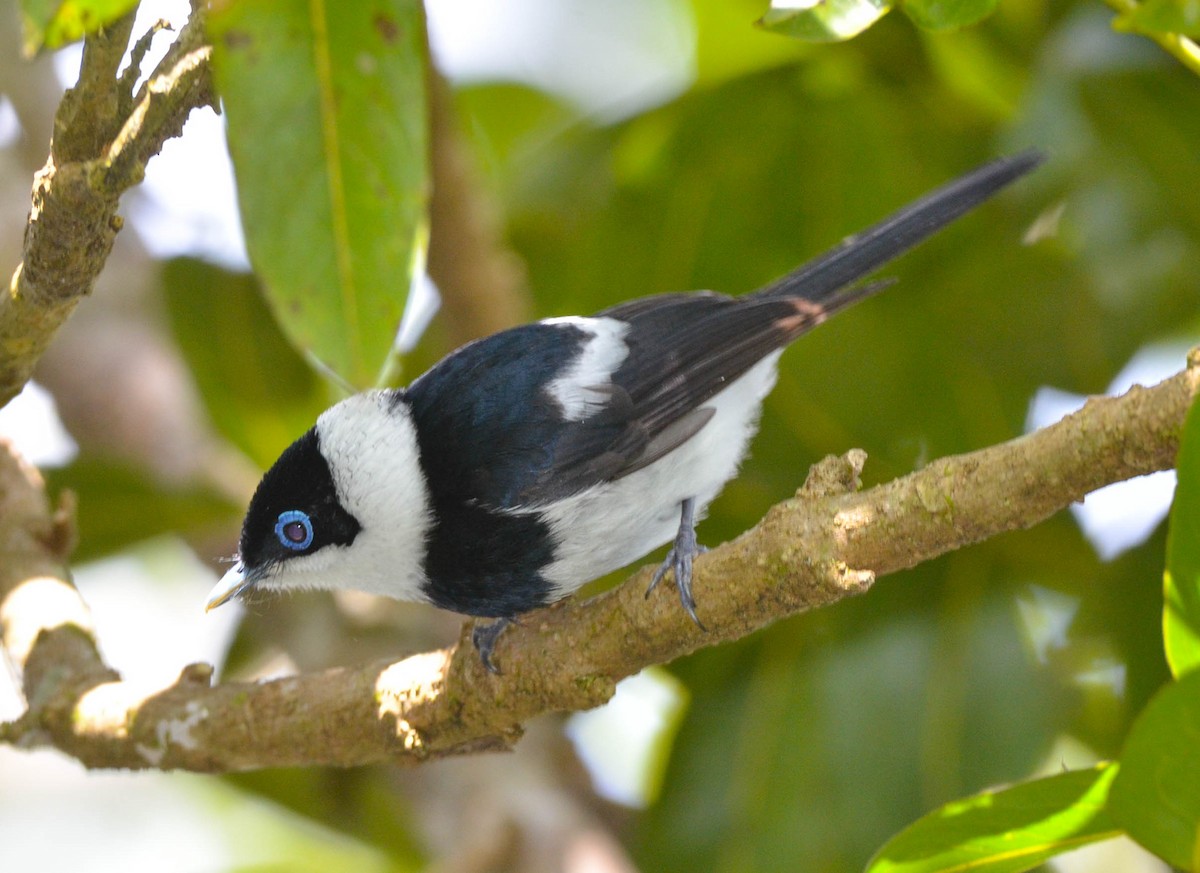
[
  {"left": 161, "top": 258, "right": 330, "bottom": 470},
  {"left": 209, "top": 0, "right": 429, "bottom": 389},
  {"left": 1165, "top": 394, "right": 1200, "bottom": 677},
  {"left": 759, "top": 0, "right": 894, "bottom": 42},
  {"left": 865, "top": 765, "right": 1120, "bottom": 873},
  {"left": 18, "top": 0, "right": 138, "bottom": 55},
  {"left": 1109, "top": 670, "right": 1200, "bottom": 870}
]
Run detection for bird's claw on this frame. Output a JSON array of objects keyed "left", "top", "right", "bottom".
[
  {"left": 471, "top": 617, "right": 513, "bottom": 674},
  {"left": 645, "top": 499, "right": 708, "bottom": 631}
]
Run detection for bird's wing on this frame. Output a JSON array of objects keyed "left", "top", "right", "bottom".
[
  {"left": 403, "top": 299, "right": 824, "bottom": 510},
  {"left": 514, "top": 290, "right": 850, "bottom": 504}
]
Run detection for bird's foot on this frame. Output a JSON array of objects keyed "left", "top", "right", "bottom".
[
  {"left": 645, "top": 497, "right": 708, "bottom": 631},
  {"left": 471, "top": 617, "right": 514, "bottom": 674}
]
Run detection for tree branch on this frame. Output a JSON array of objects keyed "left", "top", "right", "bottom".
[
  {"left": 0, "top": 5, "right": 215, "bottom": 407},
  {"left": 3, "top": 351, "right": 1196, "bottom": 771}
]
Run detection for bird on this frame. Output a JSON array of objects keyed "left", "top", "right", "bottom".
[{"left": 206, "top": 151, "right": 1043, "bottom": 672}]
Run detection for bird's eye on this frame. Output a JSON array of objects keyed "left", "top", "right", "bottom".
[{"left": 274, "top": 510, "right": 314, "bottom": 551}]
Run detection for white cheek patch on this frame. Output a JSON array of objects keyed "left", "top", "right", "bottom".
[
  {"left": 305, "top": 392, "right": 434, "bottom": 602},
  {"left": 542, "top": 317, "right": 630, "bottom": 421}
]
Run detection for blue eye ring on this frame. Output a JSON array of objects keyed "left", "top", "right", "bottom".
[{"left": 275, "top": 510, "right": 314, "bottom": 551}]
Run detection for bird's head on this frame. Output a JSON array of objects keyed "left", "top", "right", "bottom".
[{"left": 206, "top": 391, "right": 432, "bottom": 610}]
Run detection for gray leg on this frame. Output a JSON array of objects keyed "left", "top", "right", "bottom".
[
  {"left": 471, "top": 617, "right": 513, "bottom": 674},
  {"left": 646, "top": 497, "right": 708, "bottom": 630}
]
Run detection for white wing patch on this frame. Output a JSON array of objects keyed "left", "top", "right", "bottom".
[{"left": 542, "top": 316, "right": 630, "bottom": 421}]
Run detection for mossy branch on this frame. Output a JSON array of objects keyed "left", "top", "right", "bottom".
[
  {"left": 2, "top": 353, "right": 1196, "bottom": 771},
  {"left": 0, "top": 4, "right": 215, "bottom": 407}
]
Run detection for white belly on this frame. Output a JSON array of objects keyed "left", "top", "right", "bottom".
[{"left": 534, "top": 351, "right": 782, "bottom": 597}]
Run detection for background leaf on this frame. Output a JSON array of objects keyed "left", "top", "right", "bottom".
[
  {"left": 208, "top": 0, "right": 429, "bottom": 389},
  {"left": 45, "top": 460, "right": 240, "bottom": 562},
  {"left": 866, "top": 764, "right": 1120, "bottom": 873},
  {"left": 1108, "top": 670, "right": 1200, "bottom": 870},
  {"left": 759, "top": 0, "right": 894, "bottom": 42},
  {"left": 1114, "top": 0, "right": 1200, "bottom": 38},
  {"left": 19, "top": 0, "right": 138, "bottom": 55},
  {"left": 1165, "top": 391, "right": 1200, "bottom": 677},
  {"left": 900, "top": 0, "right": 1000, "bottom": 32},
  {"left": 161, "top": 257, "right": 331, "bottom": 471}
]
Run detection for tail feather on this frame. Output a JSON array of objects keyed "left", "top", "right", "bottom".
[{"left": 754, "top": 150, "right": 1045, "bottom": 303}]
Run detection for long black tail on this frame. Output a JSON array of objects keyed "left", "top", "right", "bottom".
[{"left": 753, "top": 150, "right": 1045, "bottom": 303}]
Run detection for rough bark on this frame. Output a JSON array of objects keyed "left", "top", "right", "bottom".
[{"left": 0, "top": 5, "right": 215, "bottom": 406}]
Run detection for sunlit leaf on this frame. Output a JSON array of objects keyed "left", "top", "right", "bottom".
[
  {"left": 1165, "top": 394, "right": 1200, "bottom": 677},
  {"left": 758, "top": 0, "right": 893, "bottom": 42},
  {"left": 161, "top": 258, "right": 331, "bottom": 470},
  {"left": 209, "top": 0, "right": 429, "bottom": 389},
  {"left": 19, "top": 0, "right": 138, "bottom": 55},
  {"left": 865, "top": 765, "right": 1120, "bottom": 873},
  {"left": 1109, "top": 670, "right": 1200, "bottom": 870},
  {"left": 900, "top": 0, "right": 1000, "bottom": 32},
  {"left": 1113, "top": 0, "right": 1200, "bottom": 38}
]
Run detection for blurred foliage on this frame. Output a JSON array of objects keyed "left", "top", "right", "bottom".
[
  {"left": 161, "top": 257, "right": 333, "bottom": 470},
  {"left": 44, "top": 458, "right": 240, "bottom": 563},
  {"left": 224, "top": 767, "right": 426, "bottom": 871},
  {"left": 7, "top": 0, "right": 1200, "bottom": 870},
  {"left": 17, "top": 0, "right": 137, "bottom": 54},
  {"left": 1113, "top": 0, "right": 1200, "bottom": 38}
]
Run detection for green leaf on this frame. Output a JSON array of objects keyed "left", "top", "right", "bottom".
[
  {"left": 45, "top": 460, "right": 240, "bottom": 561},
  {"left": 19, "top": 0, "right": 138, "bottom": 55},
  {"left": 688, "top": 0, "right": 810, "bottom": 86},
  {"left": 161, "top": 258, "right": 331, "bottom": 470},
  {"left": 1109, "top": 671, "right": 1200, "bottom": 870},
  {"left": 1165, "top": 394, "right": 1200, "bottom": 677},
  {"left": 900, "top": 0, "right": 999, "bottom": 32},
  {"left": 209, "top": 0, "right": 429, "bottom": 390},
  {"left": 758, "top": 0, "right": 894, "bottom": 42},
  {"left": 1114, "top": 0, "right": 1200, "bottom": 38},
  {"left": 865, "top": 765, "right": 1120, "bottom": 873}
]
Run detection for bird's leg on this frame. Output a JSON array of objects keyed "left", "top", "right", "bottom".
[
  {"left": 646, "top": 497, "right": 708, "bottom": 630},
  {"left": 471, "top": 617, "right": 513, "bottom": 674}
]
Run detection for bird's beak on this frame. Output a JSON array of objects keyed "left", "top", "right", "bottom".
[{"left": 206, "top": 564, "right": 252, "bottom": 612}]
